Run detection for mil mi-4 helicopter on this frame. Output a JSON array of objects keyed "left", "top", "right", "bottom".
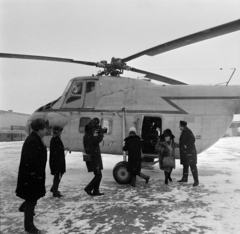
[{"left": 1, "top": 19, "right": 240, "bottom": 184}]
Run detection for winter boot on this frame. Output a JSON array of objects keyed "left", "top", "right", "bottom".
[
  {"left": 168, "top": 168, "right": 173, "bottom": 182},
  {"left": 25, "top": 223, "right": 41, "bottom": 234},
  {"left": 178, "top": 165, "right": 189, "bottom": 182},
  {"left": 164, "top": 171, "right": 169, "bottom": 185},
  {"left": 191, "top": 165, "right": 199, "bottom": 187},
  {"left": 130, "top": 175, "right": 136, "bottom": 187},
  {"left": 138, "top": 172, "right": 150, "bottom": 184},
  {"left": 52, "top": 174, "right": 61, "bottom": 197}
]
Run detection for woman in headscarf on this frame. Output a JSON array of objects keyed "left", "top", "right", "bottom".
[
  {"left": 123, "top": 127, "right": 150, "bottom": 187},
  {"left": 154, "top": 129, "right": 178, "bottom": 185}
]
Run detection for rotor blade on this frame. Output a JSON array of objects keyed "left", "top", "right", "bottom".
[
  {"left": 123, "top": 19, "right": 240, "bottom": 62},
  {"left": 0, "top": 53, "right": 97, "bottom": 66},
  {"left": 130, "top": 67, "right": 187, "bottom": 85}
]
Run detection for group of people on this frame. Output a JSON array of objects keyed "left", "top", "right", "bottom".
[
  {"left": 122, "top": 120, "right": 199, "bottom": 188},
  {"left": 153, "top": 121, "right": 199, "bottom": 187},
  {"left": 15, "top": 117, "right": 199, "bottom": 233}
]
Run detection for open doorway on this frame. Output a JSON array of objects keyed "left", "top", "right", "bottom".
[{"left": 141, "top": 116, "right": 162, "bottom": 155}]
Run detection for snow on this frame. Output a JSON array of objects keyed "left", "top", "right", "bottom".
[{"left": 0, "top": 137, "right": 240, "bottom": 234}]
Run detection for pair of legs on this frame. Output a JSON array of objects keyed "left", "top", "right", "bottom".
[
  {"left": 84, "top": 170, "right": 104, "bottom": 196},
  {"left": 50, "top": 172, "right": 63, "bottom": 197},
  {"left": 178, "top": 164, "right": 199, "bottom": 186},
  {"left": 130, "top": 171, "right": 150, "bottom": 187},
  {"left": 19, "top": 200, "right": 40, "bottom": 233},
  {"left": 164, "top": 168, "right": 173, "bottom": 185}
]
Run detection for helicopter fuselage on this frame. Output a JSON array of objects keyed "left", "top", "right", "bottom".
[{"left": 27, "top": 76, "right": 240, "bottom": 159}]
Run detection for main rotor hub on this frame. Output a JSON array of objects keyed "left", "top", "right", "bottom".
[{"left": 96, "top": 57, "right": 131, "bottom": 76}]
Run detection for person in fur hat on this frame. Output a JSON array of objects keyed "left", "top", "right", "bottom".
[
  {"left": 123, "top": 127, "right": 150, "bottom": 187},
  {"left": 154, "top": 128, "right": 178, "bottom": 185}
]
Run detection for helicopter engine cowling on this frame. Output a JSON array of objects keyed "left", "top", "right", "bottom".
[
  {"left": 26, "top": 111, "right": 68, "bottom": 136},
  {"left": 46, "top": 112, "right": 68, "bottom": 127}
]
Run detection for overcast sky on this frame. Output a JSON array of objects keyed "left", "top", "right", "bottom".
[{"left": 0, "top": 0, "right": 240, "bottom": 120}]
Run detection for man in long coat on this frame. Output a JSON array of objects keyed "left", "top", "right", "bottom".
[
  {"left": 49, "top": 125, "right": 66, "bottom": 197},
  {"left": 16, "top": 118, "right": 49, "bottom": 233},
  {"left": 83, "top": 118, "right": 104, "bottom": 196},
  {"left": 178, "top": 120, "right": 199, "bottom": 186}
]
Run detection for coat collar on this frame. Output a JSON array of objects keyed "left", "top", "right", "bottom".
[{"left": 31, "top": 131, "right": 45, "bottom": 147}]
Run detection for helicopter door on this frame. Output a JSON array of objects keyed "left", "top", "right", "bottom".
[
  {"left": 134, "top": 114, "right": 144, "bottom": 136},
  {"left": 62, "top": 81, "right": 85, "bottom": 108},
  {"left": 83, "top": 81, "right": 96, "bottom": 108}
]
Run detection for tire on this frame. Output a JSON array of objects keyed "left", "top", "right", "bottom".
[{"left": 113, "top": 161, "right": 132, "bottom": 184}]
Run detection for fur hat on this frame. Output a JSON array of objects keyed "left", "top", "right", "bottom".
[
  {"left": 52, "top": 125, "right": 63, "bottom": 133},
  {"left": 180, "top": 120, "right": 187, "bottom": 127},
  {"left": 160, "top": 128, "right": 175, "bottom": 141},
  {"left": 31, "top": 118, "right": 49, "bottom": 131}
]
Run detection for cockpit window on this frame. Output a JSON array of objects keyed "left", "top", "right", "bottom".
[
  {"left": 72, "top": 83, "right": 83, "bottom": 95},
  {"left": 86, "top": 82, "right": 95, "bottom": 93}
]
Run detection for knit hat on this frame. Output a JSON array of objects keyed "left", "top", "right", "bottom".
[{"left": 128, "top": 127, "right": 137, "bottom": 134}]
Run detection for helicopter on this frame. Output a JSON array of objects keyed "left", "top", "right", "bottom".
[{"left": 1, "top": 19, "right": 240, "bottom": 184}]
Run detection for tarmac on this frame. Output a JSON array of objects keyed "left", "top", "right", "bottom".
[{"left": 1, "top": 138, "right": 240, "bottom": 234}]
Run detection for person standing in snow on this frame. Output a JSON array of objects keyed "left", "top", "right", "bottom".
[
  {"left": 49, "top": 125, "right": 66, "bottom": 198},
  {"left": 154, "top": 129, "right": 177, "bottom": 185},
  {"left": 16, "top": 118, "right": 49, "bottom": 234},
  {"left": 123, "top": 127, "right": 150, "bottom": 187},
  {"left": 177, "top": 120, "right": 199, "bottom": 187},
  {"left": 83, "top": 118, "right": 105, "bottom": 196}
]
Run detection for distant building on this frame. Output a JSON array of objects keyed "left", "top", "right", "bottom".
[
  {"left": 224, "top": 121, "right": 240, "bottom": 137},
  {"left": 0, "top": 110, "right": 30, "bottom": 141}
]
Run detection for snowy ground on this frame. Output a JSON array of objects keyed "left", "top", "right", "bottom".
[{"left": 0, "top": 138, "right": 240, "bottom": 234}]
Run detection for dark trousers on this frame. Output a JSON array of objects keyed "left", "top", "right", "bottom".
[
  {"left": 52, "top": 172, "right": 63, "bottom": 194},
  {"left": 164, "top": 168, "right": 173, "bottom": 179},
  {"left": 24, "top": 200, "right": 37, "bottom": 230},
  {"left": 85, "top": 170, "right": 102, "bottom": 193},
  {"left": 183, "top": 164, "right": 198, "bottom": 181}
]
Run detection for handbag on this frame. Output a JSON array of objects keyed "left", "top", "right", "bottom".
[
  {"left": 163, "top": 156, "right": 174, "bottom": 167},
  {"left": 83, "top": 152, "right": 92, "bottom": 162}
]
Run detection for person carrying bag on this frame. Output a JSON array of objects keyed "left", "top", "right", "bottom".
[{"left": 154, "top": 129, "right": 178, "bottom": 185}]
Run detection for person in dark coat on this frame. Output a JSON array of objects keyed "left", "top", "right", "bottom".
[
  {"left": 154, "top": 129, "right": 177, "bottom": 185},
  {"left": 83, "top": 118, "right": 105, "bottom": 196},
  {"left": 49, "top": 125, "right": 66, "bottom": 198},
  {"left": 16, "top": 118, "right": 49, "bottom": 234},
  {"left": 123, "top": 127, "right": 150, "bottom": 187},
  {"left": 177, "top": 120, "right": 199, "bottom": 187}
]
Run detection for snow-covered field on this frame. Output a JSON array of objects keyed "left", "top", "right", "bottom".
[{"left": 0, "top": 138, "right": 240, "bottom": 234}]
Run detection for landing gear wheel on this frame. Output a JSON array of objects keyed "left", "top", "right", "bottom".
[{"left": 113, "top": 161, "right": 132, "bottom": 184}]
